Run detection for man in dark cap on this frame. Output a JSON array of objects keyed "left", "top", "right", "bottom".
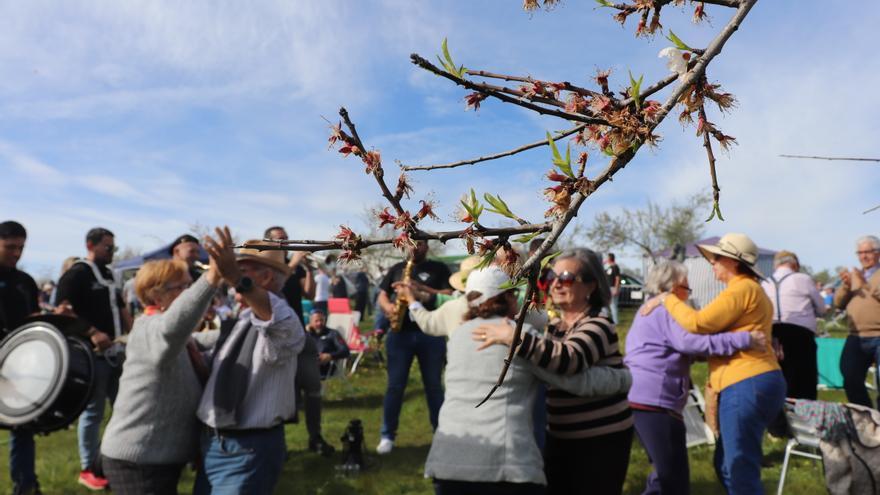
[{"left": 169, "top": 234, "right": 204, "bottom": 281}]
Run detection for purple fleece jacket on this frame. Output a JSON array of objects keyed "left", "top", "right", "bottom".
[{"left": 624, "top": 305, "right": 751, "bottom": 413}]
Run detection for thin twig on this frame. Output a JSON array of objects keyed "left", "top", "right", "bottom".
[
  {"left": 411, "top": 54, "right": 611, "bottom": 126},
  {"left": 466, "top": 70, "right": 604, "bottom": 100},
  {"left": 401, "top": 125, "right": 586, "bottom": 172},
  {"left": 339, "top": 108, "right": 408, "bottom": 218},
  {"left": 698, "top": 105, "right": 722, "bottom": 215},
  {"left": 475, "top": 270, "right": 538, "bottom": 408},
  {"left": 864, "top": 204, "right": 880, "bottom": 215},
  {"left": 779, "top": 154, "right": 880, "bottom": 163}
]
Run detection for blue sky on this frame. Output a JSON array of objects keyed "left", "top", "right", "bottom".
[{"left": 2, "top": 0, "right": 878, "bottom": 279}]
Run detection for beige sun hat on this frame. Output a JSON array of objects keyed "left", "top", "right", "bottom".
[
  {"left": 449, "top": 255, "right": 482, "bottom": 292},
  {"left": 696, "top": 233, "right": 764, "bottom": 278},
  {"left": 236, "top": 248, "right": 291, "bottom": 276}
]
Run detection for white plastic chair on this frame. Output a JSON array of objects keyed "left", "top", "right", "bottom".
[{"left": 777, "top": 401, "right": 824, "bottom": 495}]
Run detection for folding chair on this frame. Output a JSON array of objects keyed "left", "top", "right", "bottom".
[
  {"left": 328, "top": 298, "right": 351, "bottom": 314},
  {"left": 777, "top": 400, "right": 824, "bottom": 495}
]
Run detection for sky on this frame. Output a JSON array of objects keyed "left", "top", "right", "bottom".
[{"left": 1, "top": 0, "right": 878, "bottom": 280}]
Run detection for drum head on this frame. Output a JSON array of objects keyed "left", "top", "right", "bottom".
[{"left": 0, "top": 323, "right": 69, "bottom": 426}]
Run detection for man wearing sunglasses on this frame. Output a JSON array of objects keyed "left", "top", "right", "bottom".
[{"left": 55, "top": 227, "right": 131, "bottom": 490}]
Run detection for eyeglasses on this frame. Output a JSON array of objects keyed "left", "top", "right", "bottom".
[
  {"left": 105, "top": 244, "right": 118, "bottom": 253},
  {"left": 545, "top": 270, "right": 585, "bottom": 286},
  {"left": 856, "top": 250, "right": 879, "bottom": 256},
  {"left": 676, "top": 284, "right": 693, "bottom": 294}
]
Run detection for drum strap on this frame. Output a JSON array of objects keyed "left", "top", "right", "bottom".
[{"left": 75, "top": 260, "right": 122, "bottom": 339}]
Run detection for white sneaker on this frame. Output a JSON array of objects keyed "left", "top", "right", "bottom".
[{"left": 376, "top": 437, "right": 394, "bottom": 454}]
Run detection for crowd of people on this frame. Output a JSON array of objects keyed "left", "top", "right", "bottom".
[{"left": 1, "top": 217, "right": 879, "bottom": 495}]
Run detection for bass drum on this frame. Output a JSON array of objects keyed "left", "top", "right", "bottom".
[{"left": 0, "top": 320, "right": 95, "bottom": 433}]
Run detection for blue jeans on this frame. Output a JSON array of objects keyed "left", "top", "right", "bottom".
[
  {"left": 380, "top": 330, "right": 446, "bottom": 440},
  {"left": 78, "top": 358, "right": 119, "bottom": 470},
  {"left": 194, "top": 426, "right": 286, "bottom": 495},
  {"left": 9, "top": 429, "right": 37, "bottom": 492},
  {"left": 609, "top": 294, "right": 619, "bottom": 324},
  {"left": 840, "top": 335, "right": 880, "bottom": 409},
  {"left": 714, "top": 370, "right": 786, "bottom": 495}
]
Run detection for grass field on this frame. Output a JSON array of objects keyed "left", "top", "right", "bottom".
[{"left": 0, "top": 308, "right": 866, "bottom": 494}]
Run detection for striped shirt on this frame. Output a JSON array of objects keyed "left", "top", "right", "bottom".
[
  {"left": 516, "top": 313, "right": 632, "bottom": 439},
  {"left": 197, "top": 291, "right": 305, "bottom": 429}
]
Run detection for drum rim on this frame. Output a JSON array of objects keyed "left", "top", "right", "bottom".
[{"left": 0, "top": 322, "right": 70, "bottom": 425}]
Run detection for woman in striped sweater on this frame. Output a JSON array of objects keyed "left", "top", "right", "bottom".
[{"left": 475, "top": 248, "right": 632, "bottom": 495}]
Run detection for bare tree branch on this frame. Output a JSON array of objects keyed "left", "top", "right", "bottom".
[
  {"left": 466, "top": 69, "right": 605, "bottom": 100},
  {"left": 698, "top": 105, "right": 722, "bottom": 217},
  {"left": 401, "top": 125, "right": 586, "bottom": 172},
  {"left": 411, "top": 54, "right": 611, "bottom": 126},
  {"left": 779, "top": 154, "right": 880, "bottom": 163}
]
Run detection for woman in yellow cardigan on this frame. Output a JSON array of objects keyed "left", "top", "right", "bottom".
[{"left": 643, "top": 233, "right": 785, "bottom": 495}]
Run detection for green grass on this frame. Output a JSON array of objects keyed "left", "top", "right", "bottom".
[{"left": 1, "top": 308, "right": 868, "bottom": 494}]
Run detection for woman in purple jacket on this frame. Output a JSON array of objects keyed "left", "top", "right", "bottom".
[{"left": 624, "top": 261, "right": 765, "bottom": 494}]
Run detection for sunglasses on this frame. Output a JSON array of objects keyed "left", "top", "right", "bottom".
[
  {"left": 545, "top": 270, "right": 586, "bottom": 286},
  {"left": 676, "top": 284, "right": 693, "bottom": 294}
]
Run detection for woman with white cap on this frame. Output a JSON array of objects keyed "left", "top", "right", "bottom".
[
  {"left": 424, "top": 265, "right": 631, "bottom": 495},
  {"left": 642, "top": 233, "right": 784, "bottom": 495}
]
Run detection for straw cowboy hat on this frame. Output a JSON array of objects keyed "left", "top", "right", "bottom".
[
  {"left": 449, "top": 255, "right": 482, "bottom": 292},
  {"left": 696, "top": 233, "right": 764, "bottom": 278},
  {"left": 235, "top": 248, "right": 291, "bottom": 276}
]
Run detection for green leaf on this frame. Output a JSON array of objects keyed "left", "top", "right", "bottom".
[
  {"left": 594, "top": 0, "right": 614, "bottom": 7},
  {"left": 628, "top": 71, "right": 643, "bottom": 109},
  {"left": 705, "top": 202, "right": 725, "bottom": 222},
  {"left": 666, "top": 30, "right": 693, "bottom": 51},
  {"left": 438, "top": 37, "right": 466, "bottom": 78},
  {"left": 483, "top": 193, "right": 517, "bottom": 220},
  {"left": 547, "top": 131, "right": 574, "bottom": 177},
  {"left": 513, "top": 231, "right": 543, "bottom": 244},
  {"left": 474, "top": 248, "right": 499, "bottom": 270},
  {"left": 499, "top": 277, "right": 529, "bottom": 290},
  {"left": 540, "top": 251, "right": 562, "bottom": 271}
]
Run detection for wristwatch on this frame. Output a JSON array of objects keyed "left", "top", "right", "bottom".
[{"left": 235, "top": 276, "right": 254, "bottom": 294}]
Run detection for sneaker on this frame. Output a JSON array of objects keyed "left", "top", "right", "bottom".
[
  {"left": 376, "top": 437, "right": 394, "bottom": 455},
  {"left": 309, "top": 436, "right": 336, "bottom": 457},
  {"left": 77, "top": 470, "right": 109, "bottom": 491}
]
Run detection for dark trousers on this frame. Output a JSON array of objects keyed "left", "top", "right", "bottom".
[
  {"left": 544, "top": 427, "right": 633, "bottom": 495},
  {"left": 434, "top": 479, "right": 545, "bottom": 495},
  {"left": 9, "top": 429, "right": 37, "bottom": 493},
  {"left": 380, "top": 330, "right": 446, "bottom": 440},
  {"left": 840, "top": 335, "right": 880, "bottom": 409},
  {"left": 354, "top": 291, "right": 370, "bottom": 316},
  {"left": 295, "top": 336, "right": 323, "bottom": 441},
  {"left": 102, "top": 455, "right": 184, "bottom": 495},
  {"left": 772, "top": 323, "right": 818, "bottom": 399},
  {"left": 633, "top": 410, "right": 689, "bottom": 495}
]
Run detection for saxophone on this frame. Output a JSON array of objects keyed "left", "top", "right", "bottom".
[{"left": 391, "top": 259, "right": 415, "bottom": 332}]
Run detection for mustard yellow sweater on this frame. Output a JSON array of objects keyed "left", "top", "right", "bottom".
[{"left": 663, "top": 275, "right": 780, "bottom": 391}]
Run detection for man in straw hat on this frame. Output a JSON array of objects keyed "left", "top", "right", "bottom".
[{"left": 194, "top": 229, "right": 305, "bottom": 495}]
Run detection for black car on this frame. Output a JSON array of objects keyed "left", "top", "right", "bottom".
[{"left": 618, "top": 273, "right": 645, "bottom": 307}]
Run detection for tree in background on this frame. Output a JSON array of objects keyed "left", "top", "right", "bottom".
[{"left": 584, "top": 192, "right": 711, "bottom": 262}]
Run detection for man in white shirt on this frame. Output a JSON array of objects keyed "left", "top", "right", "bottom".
[
  {"left": 313, "top": 266, "right": 331, "bottom": 314},
  {"left": 761, "top": 250, "right": 827, "bottom": 399}
]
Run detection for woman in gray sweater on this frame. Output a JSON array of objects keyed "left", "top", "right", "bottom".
[
  {"left": 100, "top": 229, "right": 239, "bottom": 494},
  {"left": 425, "top": 266, "right": 631, "bottom": 494}
]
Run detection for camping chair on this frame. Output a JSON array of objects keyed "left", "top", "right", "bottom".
[
  {"left": 328, "top": 297, "right": 351, "bottom": 314},
  {"left": 777, "top": 400, "right": 823, "bottom": 495}
]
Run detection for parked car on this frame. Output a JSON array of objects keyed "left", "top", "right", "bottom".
[{"left": 618, "top": 273, "right": 645, "bottom": 307}]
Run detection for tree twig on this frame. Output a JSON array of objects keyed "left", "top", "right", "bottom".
[
  {"left": 411, "top": 54, "right": 610, "bottom": 126},
  {"left": 698, "top": 105, "right": 722, "bottom": 219},
  {"left": 779, "top": 154, "right": 880, "bottom": 163},
  {"left": 466, "top": 69, "right": 604, "bottom": 100},
  {"left": 401, "top": 125, "right": 586, "bottom": 171},
  {"left": 339, "top": 107, "right": 409, "bottom": 218}
]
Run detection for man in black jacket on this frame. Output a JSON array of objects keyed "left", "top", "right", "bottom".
[{"left": 0, "top": 221, "right": 41, "bottom": 495}]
